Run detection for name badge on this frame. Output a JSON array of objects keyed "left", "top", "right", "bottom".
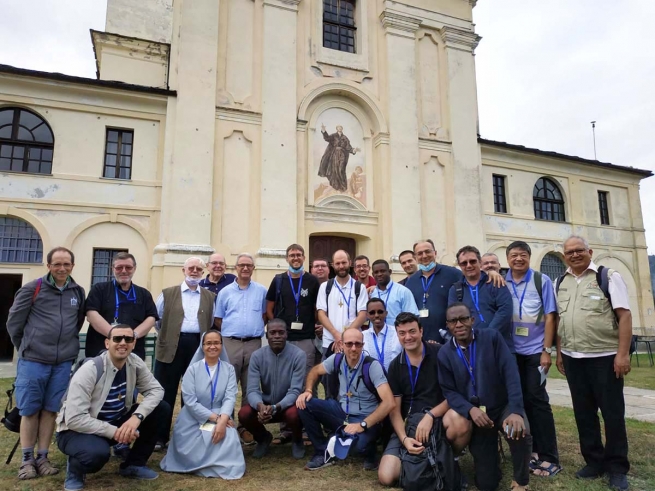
[
  {"left": 589, "top": 295, "right": 601, "bottom": 300},
  {"left": 419, "top": 309, "right": 429, "bottom": 318},
  {"left": 480, "top": 405, "right": 487, "bottom": 413},
  {"left": 291, "top": 322, "right": 303, "bottom": 331},
  {"left": 199, "top": 422, "right": 216, "bottom": 432},
  {"left": 515, "top": 326, "right": 529, "bottom": 337}
]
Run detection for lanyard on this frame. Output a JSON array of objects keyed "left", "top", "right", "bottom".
[
  {"left": 510, "top": 269, "right": 532, "bottom": 320},
  {"left": 336, "top": 278, "right": 353, "bottom": 313},
  {"left": 372, "top": 326, "right": 388, "bottom": 367},
  {"left": 455, "top": 337, "right": 477, "bottom": 397},
  {"left": 204, "top": 361, "right": 221, "bottom": 406},
  {"left": 421, "top": 274, "right": 435, "bottom": 306},
  {"left": 344, "top": 354, "right": 363, "bottom": 422},
  {"left": 113, "top": 281, "right": 136, "bottom": 323},
  {"left": 404, "top": 344, "right": 425, "bottom": 415},
  {"left": 288, "top": 272, "right": 304, "bottom": 321},
  {"left": 468, "top": 284, "right": 485, "bottom": 323},
  {"left": 374, "top": 283, "right": 393, "bottom": 305}
]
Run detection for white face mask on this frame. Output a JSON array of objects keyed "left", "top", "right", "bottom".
[{"left": 185, "top": 276, "right": 201, "bottom": 287}]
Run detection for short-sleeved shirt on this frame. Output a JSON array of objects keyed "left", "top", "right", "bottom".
[
  {"left": 199, "top": 273, "right": 236, "bottom": 296},
  {"left": 97, "top": 365, "right": 128, "bottom": 422},
  {"left": 369, "top": 280, "right": 419, "bottom": 326},
  {"left": 323, "top": 353, "right": 387, "bottom": 417},
  {"left": 387, "top": 341, "right": 444, "bottom": 420},
  {"left": 505, "top": 269, "right": 558, "bottom": 356},
  {"left": 215, "top": 280, "right": 267, "bottom": 338},
  {"left": 266, "top": 272, "right": 320, "bottom": 341},
  {"left": 362, "top": 324, "right": 402, "bottom": 371},
  {"left": 85, "top": 281, "right": 158, "bottom": 358},
  {"left": 316, "top": 277, "right": 369, "bottom": 348}
]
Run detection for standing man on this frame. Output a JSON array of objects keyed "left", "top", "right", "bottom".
[
  {"left": 85, "top": 252, "right": 158, "bottom": 360},
  {"left": 448, "top": 245, "right": 514, "bottom": 352},
  {"left": 199, "top": 252, "right": 236, "bottom": 295},
  {"left": 311, "top": 257, "right": 330, "bottom": 383},
  {"left": 505, "top": 241, "right": 561, "bottom": 477},
  {"left": 310, "top": 257, "right": 331, "bottom": 284},
  {"left": 481, "top": 253, "right": 501, "bottom": 274},
  {"left": 354, "top": 255, "right": 377, "bottom": 288},
  {"left": 362, "top": 299, "right": 402, "bottom": 371},
  {"left": 215, "top": 252, "right": 267, "bottom": 444},
  {"left": 316, "top": 250, "right": 368, "bottom": 356},
  {"left": 154, "top": 257, "right": 216, "bottom": 448},
  {"left": 370, "top": 259, "right": 419, "bottom": 326},
  {"left": 7, "top": 246, "right": 85, "bottom": 480},
  {"left": 555, "top": 235, "right": 632, "bottom": 491},
  {"left": 404, "top": 240, "right": 463, "bottom": 343},
  {"left": 397, "top": 250, "right": 418, "bottom": 286}
]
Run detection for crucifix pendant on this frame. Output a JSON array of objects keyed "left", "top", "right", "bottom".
[
  {"left": 424, "top": 293, "right": 429, "bottom": 299},
  {"left": 346, "top": 391, "right": 353, "bottom": 398},
  {"left": 339, "top": 300, "right": 344, "bottom": 308}
]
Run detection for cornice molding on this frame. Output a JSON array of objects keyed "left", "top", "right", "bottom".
[
  {"left": 263, "top": 0, "right": 301, "bottom": 12},
  {"left": 440, "top": 26, "right": 481, "bottom": 52},
  {"left": 379, "top": 11, "right": 421, "bottom": 38}
]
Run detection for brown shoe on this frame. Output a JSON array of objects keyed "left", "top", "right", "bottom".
[
  {"left": 36, "top": 457, "right": 59, "bottom": 476},
  {"left": 18, "top": 461, "right": 38, "bottom": 480}
]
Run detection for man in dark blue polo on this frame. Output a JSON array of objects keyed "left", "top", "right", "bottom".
[{"left": 199, "top": 252, "right": 236, "bottom": 295}]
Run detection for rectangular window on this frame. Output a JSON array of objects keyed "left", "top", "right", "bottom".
[
  {"left": 92, "top": 248, "right": 128, "bottom": 286},
  {"left": 103, "top": 129, "right": 133, "bottom": 180},
  {"left": 598, "top": 191, "right": 610, "bottom": 225},
  {"left": 493, "top": 174, "right": 507, "bottom": 213},
  {"left": 323, "top": 0, "right": 356, "bottom": 53}
]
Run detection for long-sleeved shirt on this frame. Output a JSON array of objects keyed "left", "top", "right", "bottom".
[
  {"left": 437, "top": 328, "right": 524, "bottom": 419},
  {"left": 155, "top": 282, "right": 216, "bottom": 333},
  {"left": 246, "top": 343, "right": 306, "bottom": 411}
]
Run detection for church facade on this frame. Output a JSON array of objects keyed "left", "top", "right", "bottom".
[{"left": 0, "top": 0, "right": 653, "bottom": 358}]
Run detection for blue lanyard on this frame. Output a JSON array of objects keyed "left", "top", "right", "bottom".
[
  {"left": 455, "top": 337, "right": 477, "bottom": 397},
  {"left": 468, "top": 284, "right": 485, "bottom": 323},
  {"left": 421, "top": 274, "right": 435, "bottom": 306},
  {"left": 510, "top": 269, "right": 532, "bottom": 320},
  {"left": 288, "top": 272, "right": 304, "bottom": 321},
  {"left": 374, "top": 283, "right": 393, "bottom": 304},
  {"left": 335, "top": 278, "right": 353, "bottom": 313},
  {"left": 344, "top": 354, "right": 363, "bottom": 421},
  {"left": 404, "top": 344, "right": 425, "bottom": 414},
  {"left": 113, "top": 281, "right": 136, "bottom": 323},
  {"left": 204, "top": 361, "right": 221, "bottom": 406},
  {"left": 372, "top": 326, "right": 388, "bottom": 367}
]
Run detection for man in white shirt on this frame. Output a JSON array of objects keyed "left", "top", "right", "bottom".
[{"left": 362, "top": 298, "right": 402, "bottom": 371}]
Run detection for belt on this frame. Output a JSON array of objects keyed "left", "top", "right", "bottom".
[
  {"left": 226, "top": 336, "right": 260, "bottom": 342},
  {"left": 179, "top": 332, "right": 201, "bottom": 336}
]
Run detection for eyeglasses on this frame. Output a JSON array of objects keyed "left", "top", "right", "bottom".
[
  {"left": 458, "top": 259, "right": 479, "bottom": 266},
  {"left": 368, "top": 309, "right": 385, "bottom": 315},
  {"left": 343, "top": 342, "right": 364, "bottom": 349},
  {"left": 208, "top": 261, "right": 225, "bottom": 266},
  {"left": 113, "top": 265, "right": 134, "bottom": 272},
  {"left": 186, "top": 266, "right": 204, "bottom": 272},
  {"left": 111, "top": 335, "right": 135, "bottom": 343},
  {"left": 287, "top": 253, "right": 304, "bottom": 259},
  {"left": 236, "top": 264, "right": 254, "bottom": 269},
  {"left": 203, "top": 341, "right": 222, "bottom": 347},
  {"left": 355, "top": 264, "right": 369, "bottom": 270},
  {"left": 564, "top": 248, "right": 587, "bottom": 257},
  {"left": 445, "top": 316, "right": 473, "bottom": 327},
  {"left": 50, "top": 263, "right": 73, "bottom": 268}
]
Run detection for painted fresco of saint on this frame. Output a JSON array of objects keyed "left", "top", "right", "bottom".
[{"left": 317, "top": 124, "right": 360, "bottom": 192}]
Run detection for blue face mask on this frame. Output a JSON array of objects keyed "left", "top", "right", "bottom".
[
  {"left": 418, "top": 262, "right": 436, "bottom": 272},
  {"left": 289, "top": 265, "right": 304, "bottom": 274}
]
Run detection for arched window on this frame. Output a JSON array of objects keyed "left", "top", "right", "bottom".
[
  {"left": 540, "top": 252, "right": 566, "bottom": 280},
  {"left": 0, "top": 107, "right": 54, "bottom": 175},
  {"left": 0, "top": 217, "right": 43, "bottom": 263},
  {"left": 533, "top": 177, "right": 565, "bottom": 222}
]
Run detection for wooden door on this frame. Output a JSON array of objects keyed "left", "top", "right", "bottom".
[{"left": 309, "top": 236, "right": 356, "bottom": 265}]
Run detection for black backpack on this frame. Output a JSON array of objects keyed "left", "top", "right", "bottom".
[{"left": 399, "top": 412, "right": 461, "bottom": 491}]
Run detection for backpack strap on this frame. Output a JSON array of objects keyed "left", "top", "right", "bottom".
[
  {"left": 92, "top": 355, "right": 104, "bottom": 385},
  {"left": 454, "top": 281, "right": 464, "bottom": 302},
  {"left": 354, "top": 281, "right": 361, "bottom": 303},
  {"left": 361, "top": 356, "right": 382, "bottom": 402},
  {"left": 555, "top": 274, "right": 564, "bottom": 295},
  {"left": 325, "top": 279, "right": 335, "bottom": 317},
  {"left": 596, "top": 266, "right": 612, "bottom": 302},
  {"left": 533, "top": 271, "right": 545, "bottom": 325},
  {"left": 273, "top": 273, "right": 284, "bottom": 318},
  {"left": 31, "top": 278, "right": 42, "bottom": 304}
]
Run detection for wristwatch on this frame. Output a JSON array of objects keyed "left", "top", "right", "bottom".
[
  {"left": 134, "top": 413, "right": 144, "bottom": 421},
  {"left": 360, "top": 421, "right": 368, "bottom": 432},
  {"left": 423, "top": 409, "right": 437, "bottom": 420},
  {"left": 543, "top": 347, "right": 553, "bottom": 355}
]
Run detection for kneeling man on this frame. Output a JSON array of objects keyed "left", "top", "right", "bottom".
[
  {"left": 56, "top": 325, "right": 170, "bottom": 490},
  {"left": 438, "top": 303, "right": 531, "bottom": 491},
  {"left": 296, "top": 328, "right": 394, "bottom": 471},
  {"left": 378, "top": 312, "right": 471, "bottom": 486}
]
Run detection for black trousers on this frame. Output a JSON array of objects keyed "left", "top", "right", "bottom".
[
  {"left": 57, "top": 401, "right": 170, "bottom": 474},
  {"left": 515, "top": 353, "right": 559, "bottom": 464},
  {"left": 469, "top": 405, "right": 532, "bottom": 490},
  {"left": 562, "top": 353, "right": 629, "bottom": 475},
  {"left": 153, "top": 332, "right": 200, "bottom": 443}
]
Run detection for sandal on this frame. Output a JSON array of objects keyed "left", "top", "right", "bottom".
[
  {"left": 272, "top": 434, "right": 292, "bottom": 445},
  {"left": 530, "top": 460, "right": 562, "bottom": 477},
  {"left": 18, "top": 461, "right": 38, "bottom": 480},
  {"left": 238, "top": 427, "right": 255, "bottom": 446},
  {"left": 36, "top": 457, "right": 59, "bottom": 476}
]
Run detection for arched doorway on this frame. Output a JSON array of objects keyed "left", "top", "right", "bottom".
[{"left": 540, "top": 252, "right": 566, "bottom": 280}]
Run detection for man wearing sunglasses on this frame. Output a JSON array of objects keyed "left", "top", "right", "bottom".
[
  {"left": 362, "top": 298, "right": 402, "bottom": 371},
  {"left": 85, "top": 252, "right": 158, "bottom": 360},
  {"left": 448, "top": 245, "right": 514, "bottom": 352},
  {"left": 57, "top": 324, "right": 168, "bottom": 490}
]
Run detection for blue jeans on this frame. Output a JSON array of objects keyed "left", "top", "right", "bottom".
[
  {"left": 15, "top": 358, "right": 73, "bottom": 416},
  {"left": 298, "top": 398, "right": 380, "bottom": 460}
]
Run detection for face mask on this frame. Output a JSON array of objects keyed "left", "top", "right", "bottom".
[
  {"left": 185, "top": 276, "right": 201, "bottom": 286},
  {"left": 289, "top": 265, "right": 304, "bottom": 274},
  {"left": 418, "top": 262, "right": 436, "bottom": 272}
]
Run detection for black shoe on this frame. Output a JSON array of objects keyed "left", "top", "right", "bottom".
[
  {"left": 576, "top": 465, "right": 604, "bottom": 480},
  {"left": 608, "top": 473, "right": 629, "bottom": 491},
  {"left": 252, "top": 432, "right": 273, "bottom": 459}
]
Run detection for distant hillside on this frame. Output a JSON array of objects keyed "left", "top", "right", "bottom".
[{"left": 650, "top": 255, "right": 655, "bottom": 293}]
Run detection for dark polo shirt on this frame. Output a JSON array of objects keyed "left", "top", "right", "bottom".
[
  {"left": 199, "top": 273, "right": 236, "bottom": 296},
  {"left": 266, "top": 272, "right": 320, "bottom": 342}
]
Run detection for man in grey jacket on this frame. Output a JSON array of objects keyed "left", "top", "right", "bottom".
[
  {"left": 238, "top": 319, "right": 306, "bottom": 459},
  {"left": 7, "top": 246, "right": 85, "bottom": 481},
  {"left": 56, "top": 324, "right": 169, "bottom": 490}
]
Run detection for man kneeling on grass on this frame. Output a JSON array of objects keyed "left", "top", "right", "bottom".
[
  {"left": 56, "top": 324, "right": 170, "bottom": 491},
  {"left": 296, "top": 327, "right": 395, "bottom": 471}
]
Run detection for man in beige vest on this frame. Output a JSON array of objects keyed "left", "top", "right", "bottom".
[
  {"left": 153, "top": 257, "right": 216, "bottom": 448},
  {"left": 555, "top": 235, "right": 632, "bottom": 491}
]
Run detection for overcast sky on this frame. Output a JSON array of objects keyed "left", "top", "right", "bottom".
[{"left": 1, "top": 0, "right": 653, "bottom": 252}]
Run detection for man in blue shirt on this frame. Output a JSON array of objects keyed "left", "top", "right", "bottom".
[
  {"left": 199, "top": 253, "right": 236, "bottom": 295},
  {"left": 369, "top": 259, "right": 419, "bottom": 326},
  {"left": 506, "top": 241, "right": 561, "bottom": 478},
  {"left": 448, "top": 245, "right": 514, "bottom": 352}
]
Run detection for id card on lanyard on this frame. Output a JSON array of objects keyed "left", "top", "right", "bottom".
[
  {"left": 288, "top": 273, "right": 304, "bottom": 330},
  {"left": 113, "top": 280, "right": 136, "bottom": 325},
  {"left": 420, "top": 275, "right": 434, "bottom": 318},
  {"left": 404, "top": 344, "right": 425, "bottom": 421},
  {"left": 510, "top": 270, "right": 532, "bottom": 337},
  {"left": 454, "top": 335, "right": 485, "bottom": 412}
]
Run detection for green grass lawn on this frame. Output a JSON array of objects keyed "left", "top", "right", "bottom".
[{"left": 0, "top": 378, "right": 654, "bottom": 491}]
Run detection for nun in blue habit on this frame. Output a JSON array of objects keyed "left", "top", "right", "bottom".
[{"left": 160, "top": 330, "right": 245, "bottom": 479}]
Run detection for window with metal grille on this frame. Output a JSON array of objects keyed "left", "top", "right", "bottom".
[
  {"left": 103, "top": 129, "right": 133, "bottom": 179},
  {"left": 0, "top": 107, "right": 54, "bottom": 175},
  {"left": 323, "top": 0, "right": 356, "bottom": 53},
  {"left": 0, "top": 217, "right": 43, "bottom": 263},
  {"left": 598, "top": 191, "right": 610, "bottom": 225},
  {"left": 540, "top": 252, "right": 566, "bottom": 280},
  {"left": 533, "top": 177, "right": 565, "bottom": 222},
  {"left": 92, "top": 248, "right": 128, "bottom": 286},
  {"left": 493, "top": 174, "right": 507, "bottom": 213}
]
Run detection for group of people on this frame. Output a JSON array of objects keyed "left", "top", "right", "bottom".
[{"left": 5, "top": 235, "right": 633, "bottom": 491}]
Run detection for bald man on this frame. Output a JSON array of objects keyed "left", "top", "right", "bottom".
[{"left": 199, "top": 252, "right": 236, "bottom": 295}]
